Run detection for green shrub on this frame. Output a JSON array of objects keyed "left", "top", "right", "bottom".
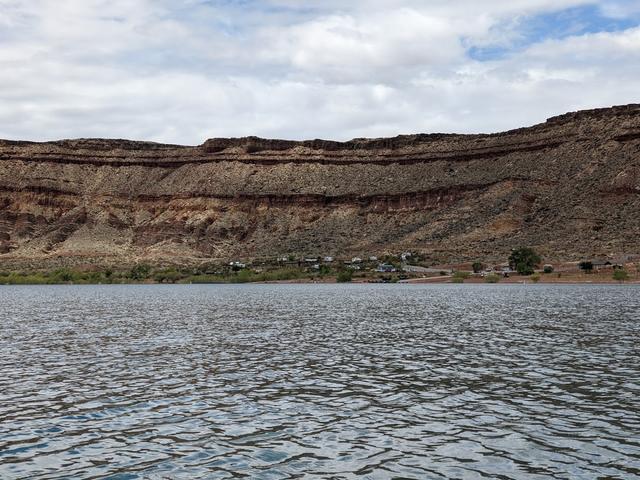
[
  {"left": 254, "top": 268, "right": 303, "bottom": 282},
  {"left": 0, "top": 272, "right": 53, "bottom": 284},
  {"left": 485, "top": 274, "right": 500, "bottom": 283},
  {"left": 336, "top": 270, "right": 353, "bottom": 283},
  {"left": 234, "top": 269, "right": 253, "bottom": 283},
  {"left": 129, "top": 263, "right": 151, "bottom": 280},
  {"left": 613, "top": 269, "right": 629, "bottom": 282},
  {"left": 453, "top": 271, "right": 471, "bottom": 280},
  {"left": 188, "top": 267, "right": 304, "bottom": 284},
  {"left": 451, "top": 277, "right": 464, "bottom": 283},
  {"left": 52, "top": 268, "right": 76, "bottom": 283},
  {"left": 543, "top": 265, "right": 554, "bottom": 274},
  {"left": 531, "top": 274, "right": 541, "bottom": 283},
  {"left": 317, "top": 265, "right": 331, "bottom": 276},
  {"left": 153, "top": 268, "right": 183, "bottom": 283}
]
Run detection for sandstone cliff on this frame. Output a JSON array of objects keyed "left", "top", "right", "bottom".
[{"left": 1, "top": 104, "right": 639, "bottom": 268}]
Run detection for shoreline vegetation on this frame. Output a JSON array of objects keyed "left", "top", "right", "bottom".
[
  {"left": 1, "top": 248, "right": 638, "bottom": 286},
  {"left": 0, "top": 271, "right": 636, "bottom": 285}
]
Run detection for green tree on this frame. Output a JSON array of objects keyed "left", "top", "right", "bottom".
[
  {"left": 318, "top": 265, "right": 331, "bottom": 276},
  {"left": 129, "top": 263, "right": 151, "bottom": 281},
  {"left": 472, "top": 261, "right": 484, "bottom": 273},
  {"left": 336, "top": 269, "right": 353, "bottom": 283},
  {"left": 613, "top": 269, "right": 629, "bottom": 282},
  {"left": 53, "top": 268, "right": 74, "bottom": 283},
  {"left": 508, "top": 247, "right": 541, "bottom": 276}
]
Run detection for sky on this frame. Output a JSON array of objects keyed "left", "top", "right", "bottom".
[{"left": 0, "top": 0, "right": 639, "bottom": 144}]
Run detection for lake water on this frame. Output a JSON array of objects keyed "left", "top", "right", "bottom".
[{"left": 1, "top": 284, "right": 639, "bottom": 479}]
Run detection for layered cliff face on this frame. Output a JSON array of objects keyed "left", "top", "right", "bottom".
[{"left": 1, "top": 104, "right": 639, "bottom": 268}]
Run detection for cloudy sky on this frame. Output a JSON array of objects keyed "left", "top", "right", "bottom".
[{"left": 0, "top": 0, "right": 639, "bottom": 144}]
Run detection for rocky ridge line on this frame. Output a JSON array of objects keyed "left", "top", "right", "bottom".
[{"left": 0, "top": 104, "right": 639, "bottom": 268}]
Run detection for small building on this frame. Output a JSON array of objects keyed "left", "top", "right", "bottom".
[
  {"left": 401, "top": 252, "right": 412, "bottom": 261},
  {"left": 611, "top": 257, "right": 628, "bottom": 269},
  {"left": 589, "top": 258, "right": 624, "bottom": 270},
  {"left": 377, "top": 263, "right": 396, "bottom": 273},
  {"left": 351, "top": 257, "right": 363, "bottom": 263},
  {"left": 323, "top": 256, "right": 334, "bottom": 263},
  {"left": 369, "top": 256, "right": 378, "bottom": 262},
  {"left": 304, "top": 257, "right": 319, "bottom": 263}
]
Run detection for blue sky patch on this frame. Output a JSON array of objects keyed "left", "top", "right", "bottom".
[{"left": 468, "top": 4, "right": 639, "bottom": 61}]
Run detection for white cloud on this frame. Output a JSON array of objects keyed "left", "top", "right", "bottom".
[
  {"left": 598, "top": 0, "right": 640, "bottom": 18},
  {"left": 0, "top": 0, "right": 638, "bottom": 143}
]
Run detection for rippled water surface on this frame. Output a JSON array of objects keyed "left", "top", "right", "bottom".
[{"left": 1, "top": 284, "right": 639, "bottom": 479}]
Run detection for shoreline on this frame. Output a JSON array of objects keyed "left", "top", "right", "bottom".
[
  {"left": 1, "top": 278, "right": 638, "bottom": 286},
  {"left": 1, "top": 262, "right": 637, "bottom": 286}
]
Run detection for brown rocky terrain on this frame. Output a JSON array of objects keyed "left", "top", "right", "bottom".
[{"left": 0, "top": 104, "right": 639, "bottom": 269}]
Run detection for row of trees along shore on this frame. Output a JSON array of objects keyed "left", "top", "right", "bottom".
[
  {"left": 0, "top": 247, "right": 634, "bottom": 284},
  {"left": 468, "top": 247, "right": 631, "bottom": 282}
]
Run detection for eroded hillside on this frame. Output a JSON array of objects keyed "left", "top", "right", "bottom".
[{"left": 1, "top": 104, "right": 639, "bottom": 268}]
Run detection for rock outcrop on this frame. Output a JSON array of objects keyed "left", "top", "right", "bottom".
[{"left": 1, "top": 104, "right": 639, "bottom": 268}]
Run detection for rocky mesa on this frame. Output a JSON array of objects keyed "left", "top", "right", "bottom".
[{"left": 1, "top": 104, "right": 639, "bottom": 269}]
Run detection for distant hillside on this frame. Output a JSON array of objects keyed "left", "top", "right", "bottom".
[{"left": 1, "top": 104, "right": 639, "bottom": 269}]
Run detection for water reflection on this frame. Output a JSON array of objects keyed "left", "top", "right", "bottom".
[{"left": 1, "top": 284, "right": 639, "bottom": 479}]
